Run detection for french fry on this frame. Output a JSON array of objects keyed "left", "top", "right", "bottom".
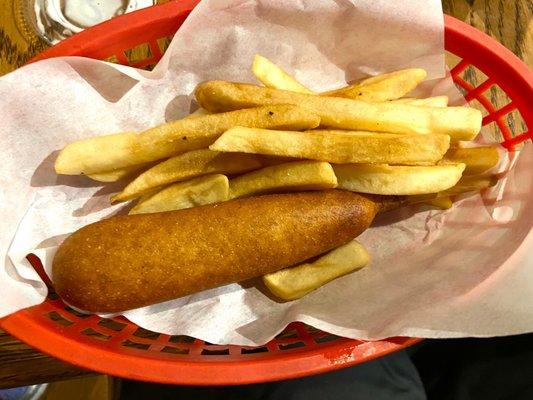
[
  {"left": 228, "top": 161, "right": 337, "bottom": 199},
  {"left": 263, "top": 240, "right": 370, "bottom": 300},
  {"left": 442, "top": 174, "right": 499, "bottom": 196},
  {"left": 408, "top": 174, "right": 499, "bottom": 205},
  {"left": 129, "top": 174, "right": 229, "bottom": 215},
  {"left": 390, "top": 96, "right": 449, "bottom": 107},
  {"left": 111, "top": 149, "right": 262, "bottom": 203},
  {"left": 55, "top": 105, "right": 320, "bottom": 175},
  {"left": 55, "top": 132, "right": 138, "bottom": 176},
  {"left": 440, "top": 146, "right": 500, "bottom": 175},
  {"left": 195, "top": 81, "right": 482, "bottom": 140},
  {"left": 88, "top": 168, "right": 140, "bottom": 183},
  {"left": 185, "top": 108, "right": 211, "bottom": 118},
  {"left": 425, "top": 196, "right": 454, "bottom": 209},
  {"left": 252, "top": 54, "right": 314, "bottom": 94},
  {"left": 57, "top": 131, "right": 151, "bottom": 183},
  {"left": 210, "top": 127, "right": 450, "bottom": 165},
  {"left": 321, "top": 68, "right": 427, "bottom": 101},
  {"left": 333, "top": 163, "right": 465, "bottom": 195},
  {"left": 87, "top": 163, "right": 153, "bottom": 182},
  {"left": 252, "top": 56, "right": 444, "bottom": 107},
  {"left": 257, "top": 155, "right": 299, "bottom": 166}
]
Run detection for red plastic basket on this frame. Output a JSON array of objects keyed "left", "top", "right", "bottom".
[{"left": 1, "top": 0, "right": 532, "bottom": 386}]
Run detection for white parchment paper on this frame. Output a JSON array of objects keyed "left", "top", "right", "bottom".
[{"left": 1, "top": 0, "right": 532, "bottom": 345}]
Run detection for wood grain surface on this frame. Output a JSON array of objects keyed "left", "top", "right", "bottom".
[
  {"left": 0, "top": 0, "right": 531, "bottom": 390},
  {"left": 443, "top": 0, "right": 532, "bottom": 66},
  {"left": 0, "top": 329, "right": 93, "bottom": 389}
]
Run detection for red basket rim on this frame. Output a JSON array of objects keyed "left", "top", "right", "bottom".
[
  {"left": 0, "top": 310, "right": 421, "bottom": 385},
  {"left": 2, "top": 1, "right": 531, "bottom": 385}
]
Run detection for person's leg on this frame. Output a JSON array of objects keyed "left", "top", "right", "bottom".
[
  {"left": 411, "top": 333, "right": 533, "bottom": 400},
  {"left": 119, "top": 349, "right": 426, "bottom": 399},
  {"left": 225, "top": 349, "right": 426, "bottom": 400}
]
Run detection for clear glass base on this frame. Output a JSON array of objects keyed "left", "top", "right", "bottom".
[{"left": 16, "top": 0, "right": 155, "bottom": 45}]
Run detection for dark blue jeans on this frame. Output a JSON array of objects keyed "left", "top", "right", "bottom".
[
  {"left": 120, "top": 349, "right": 425, "bottom": 400},
  {"left": 120, "top": 333, "right": 533, "bottom": 400}
]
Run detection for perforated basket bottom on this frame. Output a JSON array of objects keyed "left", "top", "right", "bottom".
[{"left": 36, "top": 290, "right": 416, "bottom": 360}]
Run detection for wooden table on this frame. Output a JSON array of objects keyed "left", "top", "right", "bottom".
[
  {"left": 0, "top": 330, "right": 93, "bottom": 389},
  {"left": 0, "top": 0, "right": 531, "bottom": 389}
]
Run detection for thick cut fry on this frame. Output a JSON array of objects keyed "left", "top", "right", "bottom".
[
  {"left": 195, "top": 81, "right": 481, "bottom": 140},
  {"left": 252, "top": 54, "right": 314, "bottom": 94},
  {"left": 87, "top": 163, "right": 152, "bottom": 182},
  {"left": 263, "top": 240, "right": 370, "bottom": 300},
  {"left": 334, "top": 163, "right": 465, "bottom": 195},
  {"left": 251, "top": 57, "right": 445, "bottom": 108},
  {"left": 61, "top": 131, "right": 151, "bottom": 182},
  {"left": 229, "top": 161, "right": 337, "bottom": 199},
  {"left": 440, "top": 146, "right": 500, "bottom": 175},
  {"left": 442, "top": 174, "right": 499, "bottom": 196},
  {"left": 210, "top": 127, "right": 450, "bottom": 165},
  {"left": 136, "top": 104, "right": 319, "bottom": 158},
  {"left": 55, "top": 105, "right": 320, "bottom": 175},
  {"left": 408, "top": 174, "right": 498, "bottom": 205},
  {"left": 185, "top": 108, "right": 211, "bottom": 118},
  {"left": 321, "top": 69, "right": 427, "bottom": 101},
  {"left": 425, "top": 196, "right": 453, "bottom": 209},
  {"left": 257, "top": 155, "right": 299, "bottom": 166},
  {"left": 111, "top": 149, "right": 262, "bottom": 203},
  {"left": 88, "top": 168, "right": 139, "bottom": 183},
  {"left": 129, "top": 174, "right": 229, "bottom": 215},
  {"left": 55, "top": 132, "right": 137, "bottom": 176},
  {"left": 390, "top": 96, "right": 449, "bottom": 107}
]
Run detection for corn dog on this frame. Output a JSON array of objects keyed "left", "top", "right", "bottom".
[{"left": 52, "top": 190, "right": 392, "bottom": 313}]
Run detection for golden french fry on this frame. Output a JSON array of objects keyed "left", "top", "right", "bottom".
[
  {"left": 333, "top": 163, "right": 465, "bottom": 195},
  {"left": 88, "top": 168, "right": 137, "bottom": 183},
  {"left": 252, "top": 57, "right": 444, "bottom": 108},
  {"left": 263, "top": 240, "right": 370, "bottom": 300},
  {"left": 425, "top": 196, "right": 454, "bottom": 209},
  {"left": 185, "top": 108, "right": 211, "bottom": 118},
  {"left": 111, "top": 149, "right": 262, "bottom": 203},
  {"left": 228, "top": 161, "right": 337, "bottom": 199},
  {"left": 55, "top": 132, "right": 137, "bottom": 175},
  {"left": 87, "top": 163, "right": 152, "bottom": 182},
  {"left": 442, "top": 174, "right": 499, "bottom": 196},
  {"left": 257, "top": 155, "right": 299, "bottom": 166},
  {"left": 440, "top": 146, "right": 500, "bottom": 175},
  {"left": 136, "top": 188, "right": 162, "bottom": 204},
  {"left": 321, "top": 69, "right": 427, "bottom": 101},
  {"left": 55, "top": 105, "right": 320, "bottom": 175},
  {"left": 252, "top": 54, "right": 315, "bottom": 94},
  {"left": 129, "top": 174, "right": 229, "bottom": 215},
  {"left": 390, "top": 96, "right": 449, "bottom": 107},
  {"left": 210, "top": 127, "right": 450, "bottom": 165},
  {"left": 408, "top": 174, "right": 499, "bottom": 205},
  {"left": 195, "top": 81, "right": 481, "bottom": 140}
]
